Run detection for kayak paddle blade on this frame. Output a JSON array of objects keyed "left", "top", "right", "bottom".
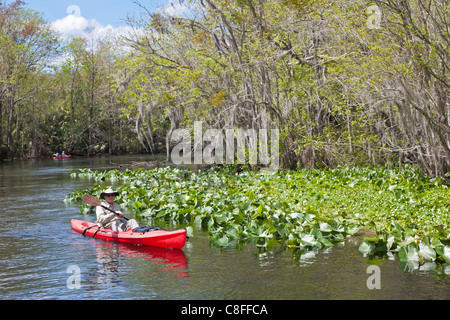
[{"left": 82, "top": 194, "right": 102, "bottom": 207}]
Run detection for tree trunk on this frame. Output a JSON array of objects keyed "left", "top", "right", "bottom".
[
  {"left": 166, "top": 106, "right": 184, "bottom": 162},
  {"left": 0, "top": 98, "right": 3, "bottom": 147}
]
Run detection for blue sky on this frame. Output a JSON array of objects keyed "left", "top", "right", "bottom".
[
  {"left": 24, "top": 0, "right": 180, "bottom": 27},
  {"left": 21, "top": 0, "right": 190, "bottom": 37}
]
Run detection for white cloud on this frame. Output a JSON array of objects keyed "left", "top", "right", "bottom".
[
  {"left": 50, "top": 14, "right": 135, "bottom": 45},
  {"left": 48, "top": 13, "right": 143, "bottom": 67},
  {"left": 51, "top": 14, "right": 102, "bottom": 36}
]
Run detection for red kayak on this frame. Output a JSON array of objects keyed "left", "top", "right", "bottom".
[
  {"left": 71, "top": 219, "right": 187, "bottom": 249},
  {"left": 53, "top": 155, "right": 71, "bottom": 160}
]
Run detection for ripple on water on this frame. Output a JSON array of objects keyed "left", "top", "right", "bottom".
[{"left": 1, "top": 156, "right": 450, "bottom": 300}]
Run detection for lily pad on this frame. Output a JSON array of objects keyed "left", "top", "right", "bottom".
[
  {"left": 418, "top": 243, "right": 436, "bottom": 261},
  {"left": 398, "top": 245, "right": 419, "bottom": 262},
  {"left": 435, "top": 246, "right": 450, "bottom": 264}
]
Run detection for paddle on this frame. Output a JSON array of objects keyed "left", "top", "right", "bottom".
[{"left": 82, "top": 194, "right": 129, "bottom": 221}]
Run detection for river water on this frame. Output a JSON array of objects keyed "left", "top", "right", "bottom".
[{"left": 0, "top": 155, "right": 448, "bottom": 300}]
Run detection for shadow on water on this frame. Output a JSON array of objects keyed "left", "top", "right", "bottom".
[{"left": 0, "top": 155, "right": 449, "bottom": 300}]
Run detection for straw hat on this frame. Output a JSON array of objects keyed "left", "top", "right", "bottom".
[{"left": 100, "top": 188, "right": 119, "bottom": 199}]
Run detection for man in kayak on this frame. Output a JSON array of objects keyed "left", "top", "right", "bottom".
[{"left": 96, "top": 188, "right": 139, "bottom": 232}]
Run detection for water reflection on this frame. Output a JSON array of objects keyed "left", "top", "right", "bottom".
[
  {"left": 1, "top": 156, "right": 449, "bottom": 300},
  {"left": 401, "top": 260, "right": 450, "bottom": 279},
  {"left": 93, "top": 242, "right": 121, "bottom": 286},
  {"left": 79, "top": 240, "right": 189, "bottom": 290}
]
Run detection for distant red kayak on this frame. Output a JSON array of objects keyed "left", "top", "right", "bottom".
[
  {"left": 71, "top": 219, "right": 187, "bottom": 249},
  {"left": 53, "top": 155, "right": 71, "bottom": 160}
]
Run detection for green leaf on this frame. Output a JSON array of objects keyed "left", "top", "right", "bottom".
[
  {"left": 418, "top": 243, "right": 436, "bottom": 261},
  {"left": 319, "top": 222, "right": 332, "bottom": 232},
  {"left": 364, "top": 236, "right": 380, "bottom": 242},
  {"left": 392, "top": 221, "right": 404, "bottom": 232},
  {"left": 256, "top": 237, "right": 267, "bottom": 248},
  {"left": 430, "top": 237, "right": 442, "bottom": 248},
  {"left": 213, "top": 235, "right": 229, "bottom": 246},
  {"left": 366, "top": 258, "right": 383, "bottom": 266},
  {"left": 154, "top": 208, "right": 165, "bottom": 218},
  {"left": 319, "top": 238, "right": 334, "bottom": 247},
  {"left": 133, "top": 201, "right": 142, "bottom": 209},
  {"left": 386, "top": 236, "right": 395, "bottom": 250},
  {"left": 346, "top": 225, "right": 360, "bottom": 235},
  {"left": 299, "top": 234, "right": 318, "bottom": 247},
  {"left": 256, "top": 204, "right": 263, "bottom": 215},
  {"left": 435, "top": 246, "right": 450, "bottom": 264},
  {"left": 398, "top": 247, "right": 408, "bottom": 262},
  {"left": 241, "top": 201, "right": 251, "bottom": 211},
  {"left": 359, "top": 241, "right": 373, "bottom": 254},
  {"left": 225, "top": 225, "right": 240, "bottom": 239},
  {"left": 214, "top": 213, "right": 228, "bottom": 224},
  {"left": 399, "top": 236, "right": 415, "bottom": 247},
  {"left": 398, "top": 245, "right": 419, "bottom": 262},
  {"left": 330, "top": 220, "right": 344, "bottom": 232},
  {"left": 193, "top": 215, "right": 204, "bottom": 228}
]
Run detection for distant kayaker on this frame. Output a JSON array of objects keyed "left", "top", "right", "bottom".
[{"left": 96, "top": 188, "right": 139, "bottom": 232}]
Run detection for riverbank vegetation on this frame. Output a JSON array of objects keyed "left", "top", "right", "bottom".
[
  {"left": 66, "top": 165, "right": 450, "bottom": 271},
  {"left": 1, "top": 0, "right": 449, "bottom": 179}
]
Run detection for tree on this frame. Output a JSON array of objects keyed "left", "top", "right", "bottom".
[
  {"left": 0, "top": 0, "right": 59, "bottom": 158},
  {"left": 122, "top": 0, "right": 448, "bottom": 176},
  {"left": 376, "top": 0, "right": 449, "bottom": 176},
  {"left": 1, "top": 0, "right": 446, "bottom": 178},
  {"left": 63, "top": 33, "right": 115, "bottom": 155}
]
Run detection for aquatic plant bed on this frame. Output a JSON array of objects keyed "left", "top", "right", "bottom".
[{"left": 66, "top": 165, "right": 449, "bottom": 271}]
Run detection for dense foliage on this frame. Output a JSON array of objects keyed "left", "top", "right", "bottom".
[
  {"left": 66, "top": 165, "right": 450, "bottom": 272},
  {"left": 1, "top": 1, "right": 449, "bottom": 179}
]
